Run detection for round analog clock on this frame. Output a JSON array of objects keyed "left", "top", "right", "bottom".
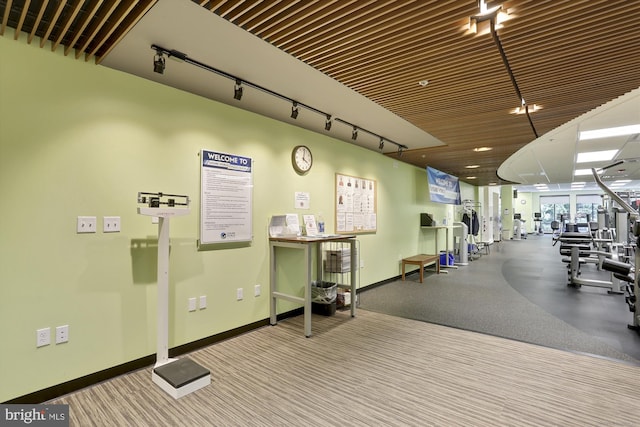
[{"left": 292, "top": 145, "right": 313, "bottom": 174}]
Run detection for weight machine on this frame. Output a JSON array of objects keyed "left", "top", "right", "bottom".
[
  {"left": 591, "top": 167, "right": 640, "bottom": 331},
  {"left": 554, "top": 229, "right": 622, "bottom": 294}
]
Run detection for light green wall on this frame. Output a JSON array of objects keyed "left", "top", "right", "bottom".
[{"left": 0, "top": 37, "right": 471, "bottom": 401}]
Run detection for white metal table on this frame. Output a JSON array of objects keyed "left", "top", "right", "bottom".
[{"left": 269, "top": 234, "right": 357, "bottom": 337}]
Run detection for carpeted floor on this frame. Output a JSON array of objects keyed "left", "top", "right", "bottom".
[{"left": 358, "top": 234, "right": 640, "bottom": 364}]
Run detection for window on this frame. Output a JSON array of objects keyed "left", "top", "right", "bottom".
[
  {"left": 540, "top": 195, "right": 570, "bottom": 233},
  {"left": 576, "top": 194, "right": 602, "bottom": 223}
]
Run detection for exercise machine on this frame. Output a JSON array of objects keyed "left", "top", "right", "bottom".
[
  {"left": 533, "top": 212, "right": 543, "bottom": 235},
  {"left": 513, "top": 213, "right": 526, "bottom": 240},
  {"left": 592, "top": 166, "right": 640, "bottom": 331},
  {"left": 555, "top": 230, "right": 623, "bottom": 294}
]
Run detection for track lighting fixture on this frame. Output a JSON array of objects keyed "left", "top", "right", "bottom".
[
  {"left": 151, "top": 44, "right": 411, "bottom": 154},
  {"left": 397, "top": 146, "right": 404, "bottom": 157},
  {"left": 153, "top": 52, "right": 165, "bottom": 74},
  {"left": 234, "top": 79, "right": 243, "bottom": 100}
]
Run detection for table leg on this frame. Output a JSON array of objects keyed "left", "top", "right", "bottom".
[
  {"left": 350, "top": 239, "right": 357, "bottom": 317},
  {"left": 269, "top": 242, "right": 277, "bottom": 326},
  {"left": 304, "top": 244, "right": 312, "bottom": 337}
]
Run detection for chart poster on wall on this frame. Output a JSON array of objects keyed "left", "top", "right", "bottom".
[
  {"left": 200, "top": 149, "right": 253, "bottom": 244},
  {"left": 426, "top": 166, "right": 461, "bottom": 205},
  {"left": 335, "top": 173, "right": 377, "bottom": 234}
]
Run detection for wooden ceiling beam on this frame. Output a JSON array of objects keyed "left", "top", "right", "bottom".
[
  {"left": 64, "top": 0, "right": 105, "bottom": 56},
  {"left": 13, "top": 0, "right": 30, "bottom": 40},
  {"left": 52, "top": 0, "right": 84, "bottom": 52},
  {"left": 39, "top": 0, "right": 66, "bottom": 48}
]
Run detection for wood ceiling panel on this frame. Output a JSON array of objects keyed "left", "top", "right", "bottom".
[
  {"left": 1, "top": 0, "right": 639, "bottom": 186},
  {"left": 0, "top": 0, "right": 156, "bottom": 62}
]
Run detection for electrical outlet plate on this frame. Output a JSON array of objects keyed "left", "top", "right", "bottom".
[
  {"left": 254, "top": 284, "right": 261, "bottom": 297},
  {"left": 36, "top": 328, "right": 50, "bottom": 347},
  {"left": 103, "top": 216, "right": 121, "bottom": 233},
  {"left": 77, "top": 216, "right": 97, "bottom": 233},
  {"left": 199, "top": 295, "right": 207, "bottom": 309},
  {"left": 188, "top": 297, "right": 197, "bottom": 312},
  {"left": 55, "top": 325, "right": 69, "bottom": 344},
  {"left": 236, "top": 288, "right": 243, "bottom": 300}
]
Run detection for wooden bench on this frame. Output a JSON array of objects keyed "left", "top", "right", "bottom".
[{"left": 401, "top": 254, "right": 440, "bottom": 283}]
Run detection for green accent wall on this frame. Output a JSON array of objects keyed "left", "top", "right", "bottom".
[{"left": 0, "top": 36, "right": 475, "bottom": 401}]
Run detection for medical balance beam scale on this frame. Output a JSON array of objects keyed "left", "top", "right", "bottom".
[{"left": 137, "top": 192, "right": 210, "bottom": 399}]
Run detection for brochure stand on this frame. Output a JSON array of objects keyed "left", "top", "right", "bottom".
[{"left": 137, "top": 192, "right": 210, "bottom": 399}]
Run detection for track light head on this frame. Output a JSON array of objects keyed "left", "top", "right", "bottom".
[
  {"left": 153, "top": 52, "right": 165, "bottom": 74},
  {"left": 397, "top": 146, "right": 404, "bottom": 157},
  {"left": 325, "top": 115, "right": 332, "bottom": 131},
  {"left": 379, "top": 138, "right": 385, "bottom": 150},
  {"left": 234, "top": 79, "right": 243, "bottom": 100},
  {"left": 352, "top": 126, "right": 358, "bottom": 140},
  {"left": 291, "top": 102, "right": 299, "bottom": 119}
]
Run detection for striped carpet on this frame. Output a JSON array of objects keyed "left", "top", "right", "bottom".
[{"left": 50, "top": 310, "right": 638, "bottom": 426}]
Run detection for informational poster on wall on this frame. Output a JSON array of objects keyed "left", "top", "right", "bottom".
[
  {"left": 335, "top": 173, "right": 377, "bottom": 234},
  {"left": 200, "top": 149, "right": 253, "bottom": 244}
]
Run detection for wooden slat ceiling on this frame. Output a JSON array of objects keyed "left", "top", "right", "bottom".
[
  {"left": 0, "top": 0, "right": 156, "bottom": 62},
  {"left": 2, "top": 0, "right": 640, "bottom": 186}
]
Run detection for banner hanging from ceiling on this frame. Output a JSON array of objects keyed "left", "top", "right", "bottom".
[{"left": 426, "top": 166, "right": 461, "bottom": 205}]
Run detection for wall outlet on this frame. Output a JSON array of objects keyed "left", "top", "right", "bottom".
[
  {"left": 76, "top": 216, "right": 97, "bottom": 233},
  {"left": 199, "top": 295, "right": 207, "bottom": 309},
  {"left": 55, "top": 325, "right": 69, "bottom": 344},
  {"left": 36, "top": 327, "right": 50, "bottom": 347},
  {"left": 360, "top": 259, "right": 365, "bottom": 268},
  {"left": 254, "top": 284, "right": 261, "bottom": 297},
  {"left": 103, "top": 216, "right": 121, "bottom": 233},
  {"left": 236, "top": 288, "right": 243, "bottom": 301},
  {"left": 188, "top": 297, "right": 197, "bottom": 312}
]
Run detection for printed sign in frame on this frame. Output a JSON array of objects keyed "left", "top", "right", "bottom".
[
  {"left": 335, "top": 173, "right": 377, "bottom": 234},
  {"left": 200, "top": 149, "right": 253, "bottom": 244}
]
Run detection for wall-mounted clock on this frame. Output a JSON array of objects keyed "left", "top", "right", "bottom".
[{"left": 292, "top": 145, "right": 313, "bottom": 174}]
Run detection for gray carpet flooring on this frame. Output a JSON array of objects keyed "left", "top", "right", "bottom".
[{"left": 359, "top": 234, "right": 640, "bottom": 364}]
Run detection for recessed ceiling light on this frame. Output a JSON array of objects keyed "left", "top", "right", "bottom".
[
  {"left": 579, "top": 124, "right": 640, "bottom": 141},
  {"left": 511, "top": 104, "right": 541, "bottom": 115},
  {"left": 465, "top": 165, "right": 480, "bottom": 169},
  {"left": 576, "top": 150, "right": 618, "bottom": 163},
  {"left": 488, "top": 182, "right": 497, "bottom": 186},
  {"left": 466, "top": 176, "right": 477, "bottom": 179},
  {"left": 473, "top": 147, "right": 492, "bottom": 152},
  {"left": 575, "top": 168, "right": 601, "bottom": 176},
  {"left": 418, "top": 80, "right": 429, "bottom": 87}
]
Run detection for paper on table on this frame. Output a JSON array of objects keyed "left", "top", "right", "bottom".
[
  {"left": 303, "top": 214, "right": 318, "bottom": 236},
  {"left": 285, "top": 213, "right": 300, "bottom": 235},
  {"left": 268, "top": 215, "right": 287, "bottom": 237}
]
